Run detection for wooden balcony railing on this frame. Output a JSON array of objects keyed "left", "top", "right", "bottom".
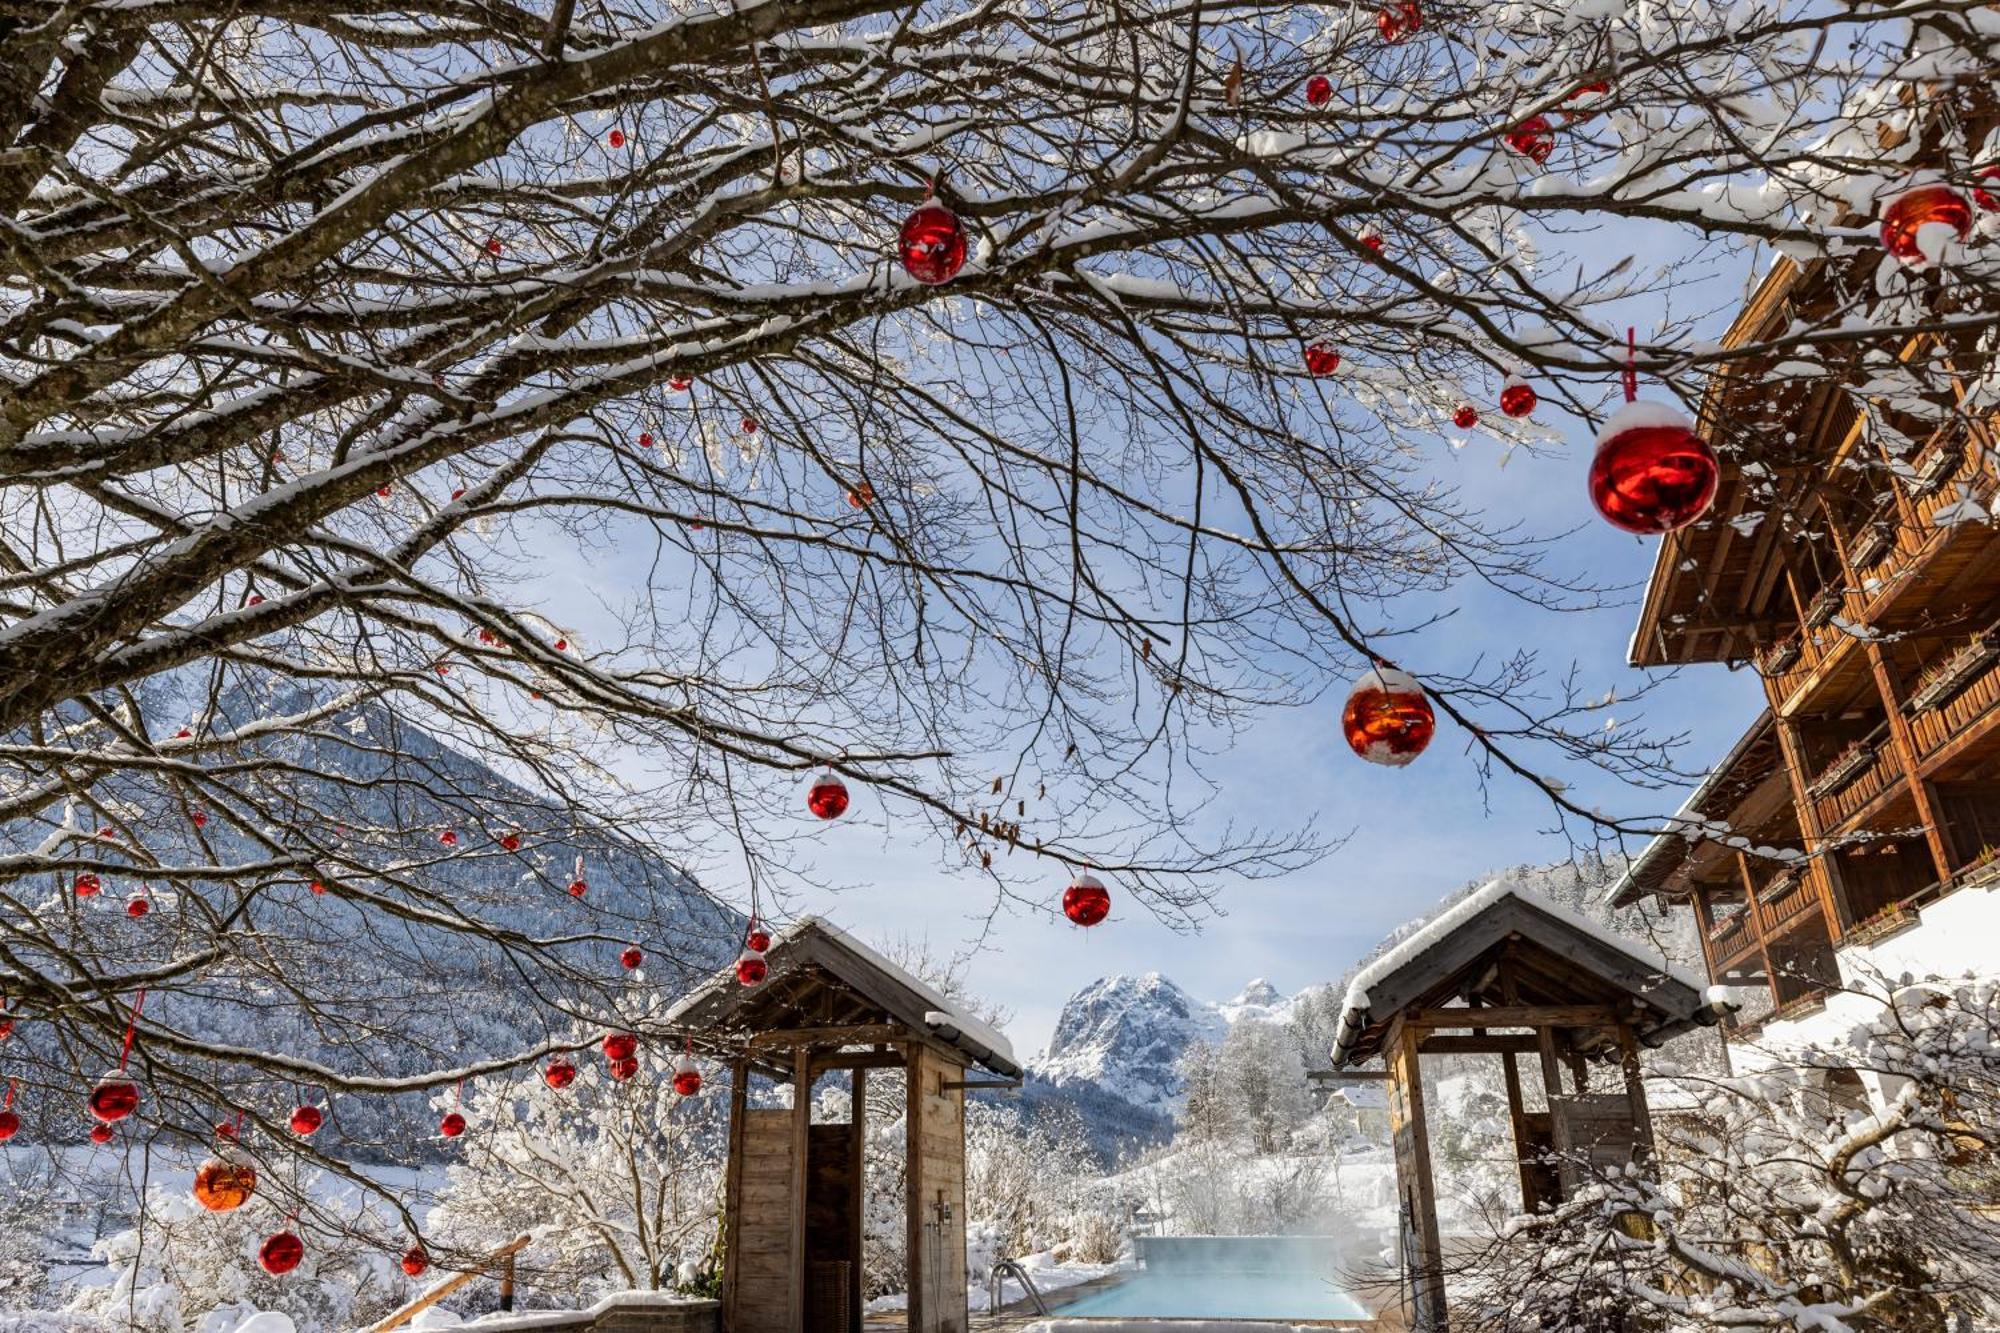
[
  {"left": 1808, "top": 738, "right": 1900, "bottom": 831},
  {"left": 1707, "top": 909, "right": 1755, "bottom": 970},
  {"left": 1755, "top": 869, "right": 1820, "bottom": 937},
  {"left": 1908, "top": 631, "right": 2000, "bottom": 761}
]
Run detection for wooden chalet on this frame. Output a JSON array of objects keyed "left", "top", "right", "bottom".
[
  {"left": 1610, "top": 242, "right": 2000, "bottom": 1033},
  {"left": 1327, "top": 879, "right": 1717, "bottom": 1330},
  {"left": 666, "top": 919, "right": 1020, "bottom": 1333}
]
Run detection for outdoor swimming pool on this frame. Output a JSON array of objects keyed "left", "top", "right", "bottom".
[{"left": 1055, "top": 1271, "right": 1371, "bottom": 1322}]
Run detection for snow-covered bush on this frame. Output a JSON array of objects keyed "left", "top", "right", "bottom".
[
  {"left": 426, "top": 1042, "right": 726, "bottom": 1306},
  {"left": 66, "top": 1173, "right": 402, "bottom": 1333},
  {"left": 1454, "top": 975, "right": 2000, "bottom": 1332}
]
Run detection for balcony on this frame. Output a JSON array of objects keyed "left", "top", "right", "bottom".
[
  {"left": 1755, "top": 868, "right": 1821, "bottom": 938},
  {"left": 1906, "top": 629, "right": 2000, "bottom": 765},
  {"left": 1806, "top": 734, "right": 1902, "bottom": 831},
  {"left": 1706, "top": 907, "right": 1759, "bottom": 975}
]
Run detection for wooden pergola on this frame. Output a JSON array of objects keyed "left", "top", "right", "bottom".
[
  {"left": 666, "top": 918, "right": 1020, "bottom": 1333},
  {"left": 1326, "top": 882, "right": 1718, "bottom": 1331}
]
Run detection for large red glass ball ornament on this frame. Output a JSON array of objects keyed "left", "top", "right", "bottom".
[
  {"left": 1453, "top": 404, "right": 1479, "bottom": 429},
  {"left": 607, "top": 1055, "right": 639, "bottom": 1082},
  {"left": 736, "top": 951, "right": 768, "bottom": 987},
  {"left": 75, "top": 872, "right": 101, "bottom": 898},
  {"left": 1587, "top": 400, "right": 1718, "bottom": 534},
  {"left": 1342, "top": 666, "right": 1436, "bottom": 766},
  {"left": 1879, "top": 184, "right": 1973, "bottom": 265},
  {"left": 90, "top": 1123, "right": 114, "bottom": 1144},
  {"left": 1305, "top": 75, "right": 1332, "bottom": 106},
  {"left": 88, "top": 1073, "right": 140, "bottom": 1123},
  {"left": 899, "top": 203, "right": 968, "bottom": 285},
  {"left": 807, "top": 773, "right": 850, "bottom": 820},
  {"left": 1304, "top": 343, "right": 1341, "bottom": 377},
  {"left": 1062, "top": 873, "right": 1112, "bottom": 927},
  {"left": 1376, "top": 1, "right": 1421, "bottom": 42},
  {"left": 745, "top": 924, "right": 772, "bottom": 953},
  {"left": 258, "top": 1232, "right": 305, "bottom": 1275},
  {"left": 439, "top": 1112, "right": 466, "bottom": 1138},
  {"left": 544, "top": 1058, "right": 578, "bottom": 1090},
  {"left": 192, "top": 1157, "right": 258, "bottom": 1211},
  {"left": 1499, "top": 376, "right": 1536, "bottom": 418},
  {"left": 125, "top": 894, "right": 149, "bottom": 919},
  {"left": 290, "top": 1105, "right": 324, "bottom": 1136},
  {"left": 671, "top": 1055, "right": 703, "bottom": 1098},
  {"left": 620, "top": 945, "right": 644, "bottom": 970},
  {"left": 401, "top": 1246, "right": 429, "bottom": 1278},
  {"left": 607, "top": 129, "right": 626, "bottom": 149},
  {"left": 602, "top": 1032, "right": 638, "bottom": 1062},
  {"left": 0, "top": 1110, "right": 18, "bottom": 1142},
  {"left": 1504, "top": 116, "right": 1555, "bottom": 164}
]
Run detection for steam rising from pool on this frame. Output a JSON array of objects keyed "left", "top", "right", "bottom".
[{"left": 1051, "top": 1236, "right": 1373, "bottom": 1323}]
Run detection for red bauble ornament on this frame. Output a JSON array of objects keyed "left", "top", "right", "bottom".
[
  {"left": 192, "top": 811, "right": 208, "bottom": 828},
  {"left": 602, "top": 1032, "right": 639, "bottom": 1062},
  {"left": 309, "top": 880, "right": 327, "bottom": 895},
  {"left": 607, "top": 1055, "right": 639, "bottom": 1082},
  {"left": 192, "top": 1156, "right": 258, "bottom": 1211},
  {"left": 439, "top": 1112, "right": 466, "bottom": 1138},
  {"left": 638, "top": 431, "right": 654, "bottom": 449},
  {"left": 1305, "top": 75, "right": 1332, "bottom": 106},
  {"left": 259, "top": 1231, "right": 305, "bottom": 1276},
  {"left": 216, "top": 1119, "right": 238, "bottom": 1140},
  {"left": 452, "top": 488, "right": 468, "bottom": 502},
  {"left": 1358, "top": 226, "right": 1383, "bottom": 254},
  {"left": 290, "top": 1105, "right": 324, "bottom": 1136},
  {"left": 1562, "top": 80, "right": 1611, "bottom": 122},
  {"left": 500, "top": 832, "right": 522, "bottom": 852},
  {"left": 88, "top": 1072, "right": 140, "bottom": 1123},
  {"left": 553, "top": 638, "right": 568, "bottom": 651},
  {"left": 0, "top": 1110, "right": 18, "bottom": 1142},
  {"left": 1341, "top": 666, "right": 1435, "bottom": 766},
  {"left": 75, "top": 872, "right": 101, "bottom": 898},
  {"left": 671, "top": 1054, "right": 702, "bottom": 1098},
  {"left": 669, "top": 376, "right": 692, "bottom": 392},
  {"left": 846, "top": 482, "right": 875, "bottom": 509},
  {"left": 568, "top": 878, "right": 588, "bottom": 897},
  {"left": 607, "top": 129, "right": 626, "bottom": 149},
  {"left": 90, "top": 1123, "right": 114, "bottom": 1144},
  {"left": 807, "top": 773, "right": 850, "bottom": 820},
  {"left": 620, "top": 945, "right": 644, "bottom": 970},
  {"left": 439, "top": 830, "right": 458, "bottom": 847},
  {"left": 125, "top": 893, "right": 149, "bottom": 919},
  {"left": 544, "top": 1058, "right": 578, "bottom": 1089},
  {"left": 745, "top": 923, "right": 772, "bottom": 953},
  {"left": 1504, "top": 115, "right": 1556, "bottom": 164},
  {"left": 1975, "top": 168, "right": 2000, "bottom": 213},
  {"left": 1062, "top": 873, "right": 1112, "bottom": 927},
  {"left": 377, "top": 485, "right": 392, "bottom": 498},
  {"left": 176, "top": 728, "right": 192, "bottom": 738},
  {"left": 1879, "top": 184, "right": 1973, "bottom": 265},
  {"left": 736, "top": 950, "right": 768, "bottom": 987},
  {"left": 1499, "top": 376, "right": 1536, "bottom": 418},
  {"left": 1304, "top": 343, "right": 1341, "bottom": 377},
  {"left": 485, "top": 238, "right": 503, "bottom": 257},
  {"left": 1376, "top": 1, "right": 1421, "bottom": 42},
  {"left": 1587, "top": 400, "right": 1718, "bottom": 534},
  {"left": 401, "top": 1246, "right": 429, "bottom": 1278},
  {"left": 899, "top": 202, "right": 968, "bottom": 285},
  {"left": 1453, "top": 404, "right": 1479, "bottom": 429}
]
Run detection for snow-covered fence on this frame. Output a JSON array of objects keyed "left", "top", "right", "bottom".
[{"left": 450, "top": 1293, "right": 719, "bottom": 1333}]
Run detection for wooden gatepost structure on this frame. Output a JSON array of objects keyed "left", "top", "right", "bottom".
[
  {"left": 1326, "top": 880, "right": 1720, "bottom": 1331},
  {"left": 666, "top": 918, "right": 1021, "bottom": 1333}
]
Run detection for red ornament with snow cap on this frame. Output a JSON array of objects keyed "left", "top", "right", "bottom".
[
  {"left": 1376, "top": 1, "right": 1421, "bottom": 42},
  {"left": 672, "top": 1052, "right": 703, "bottom": 1098},
  {"left": 620, "top": 945, "right": 643, "bottom": 970},
  {"left": 545, "top": 1057, "right": 578, "bottom": 1089},
  {"left": 1304, "top": 343, "right": 1341, "bottom": 377},
  {"left": 1588, "top": 400, "right": 1717, "bottom": 534},
  {"left": 807, "top": 772, "right": 850, "bottom": 820},
  {"left": 1062, "top": 872, "right": 1112, "bottom": 927},
  {"left": 1341, "top": 665, "right": 1435, "bottom": 766},
  {"left": 1453, "top": 404, "right": 1478, "bottom": 429},
  {"left": 1879, "top": 183, "right": 1973, "bottom": 266},
  {"left": 1499, "top": 375, "right": 1536, "bottom": 418},
  {"left": 602, "top": 1032, "right": 638, "bottom": 1062},
  {"left": 401, "top": 1245, "right": 429, "bottom": 1278},
  {"left": 1504, "top": 116, "right": 1555, "bottom": 164},
  {"left": 899, "top": 201, "right": 967, "bottom": 285},
  {"left": 88, "top": 1071, "right": 140, "bottom": 1123},
  {"left": 75, "top": 872, "right": 101, "bottom": 898},
  {"left": 736, "top": 950, "right": 769, "bottom": 987},
  {"left": 125, "top": 893, "right": 149, "bottom": 919},
  {"left": 745, "top": 922, "right": 772, "bottom": 953}
]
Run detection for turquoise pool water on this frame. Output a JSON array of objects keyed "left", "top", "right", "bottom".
[{"left": 1055, "top": 1271, "right": 1371, "bottom": 1322}]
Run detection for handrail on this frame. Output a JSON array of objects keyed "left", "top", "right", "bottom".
[
  {"left": 367, "top": 1234, "right": 533, "bottom": 1333},
  {"left": 987, "top": 1259, "right": 1050, "bottom": 1316}
]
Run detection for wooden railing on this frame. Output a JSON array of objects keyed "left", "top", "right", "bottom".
[
  {"left": 368, "top": 1234, "right": 532, "bottom": 1333},
  {"left": 1810, "top": 740, "right": 1901, "bottom": 831},
  {"left": 1909, "top": 644, "right": 2000, "bottom": 761},
  {"left": 1756, "top": 870, "right": 1820, "bottom": 937},
  {"left": 1708, "top": 910, "right": 1756, "bottom": 970}
]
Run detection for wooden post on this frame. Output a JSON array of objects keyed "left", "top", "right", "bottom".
[
  {"left": 1499, "top": 1049, "right": 1537, "bottom": 1211},
  {"left": 1616, "top": 1022, "right": 1655, "bottom": 1169},
  {"left": 850, "top": 1065, "right": 868, "bottom": 1333},
  {"left": 724, "top": 1058, "right": 749, "bottom": 1333},
  {"left": 1535, "top": 1025, "right": 1563, "bottom": 1101},
  {"left": 1388, "top": 1019, "right": 1446, "bottom": 1330},
  {"left": 791, "top": 1045, "right": 812, "bottom": 1333},
  {"left": 499, "top": 1253, "right": 515, "bottom": 1313},
  {"left": 905, "top": 1042, "right": 925, "bottom": 1333},
  {"left": 1865, "top": 642, "right": 1958, "bottom": 880}
]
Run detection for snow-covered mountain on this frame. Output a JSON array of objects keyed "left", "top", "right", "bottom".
[{"left": 1033, "top": 972, "right": 1229, "bottom": 1115}]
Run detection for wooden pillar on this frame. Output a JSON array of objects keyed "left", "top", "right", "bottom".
[
  {"left": 1388, "top": 1019, "right": 1446, "bottom": 1330},
  {"left": 1616, "top": 1022, "right": 1655, "bottom": 1170},
  {"left": 850, "top": 1066, "right": 867, "bottom": 1333},
  {"left": 1865, "top": 642, "right": 1958, "bottom": 880},
  {"left": 1499, "top": 1050, "right": 1537, "bottom": 1211},
  {"left": 1770, "top": 711, "right": 1854, "bottom": 935},
  {"left": 791, "top": 1046, "right": 811, "bottom": 1333},
  {"left": 904, "top": 1043, "right": 925, "bottom": 1333},
  {"left": 1535, "top": 1025, "right": 1563, "bottom": 1101},
  {"left": 723, "top": 1059, "right": 749, "bottom": 1333}
]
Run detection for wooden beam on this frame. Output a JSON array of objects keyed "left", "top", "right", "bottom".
[
  {"left": 850, "top": 1065, "right": 868, "bottom": 1333},
  {"left": 365, "top": 1236, "right": 531, "bottom": 1333},
  {"left": 1500, "top": 1050, "right": 1538, "bottom": 1212},
  {"left": 790, "top": 1045, "right": 811, "bottom": 1333},
  {"left": 1408, "top": 1004, "right": 1620, "bottom": 1031},
  {"left": 810, "top": 1048, "right": 908, "bottom": 1073},
  {"left": 1419, "top": 1033, "right": 1541, "bottom": 1055},
  {"left": 1536, "top": 1025, "right": 1564, "bottom": 1101},
  {"left": 722, "top": 1059, "right": 748, "bottom": 1333},
  {"left": 1617, "top": 1023, "right": 1656, "bottom": 1171},
  {"left": 748, "top": 1024, "right": 908, "bottom": 1050},
  {"left": 1388, "top": 1020, "right": 1446, "bottom": 1329},
  {"left": 904, "top": 1043, "right": 926, "bottom": 1333}
]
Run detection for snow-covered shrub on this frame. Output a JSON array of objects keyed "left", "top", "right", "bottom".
[
  {"left": 66, "top": 1173, "right": 401, "bottom": 1333},
  {"left": 1454, "top": 975, "right": 2000, "bottom": 1332},
  {"left": 426, "top": 1042, "right": 726, "bottom": 1306}
]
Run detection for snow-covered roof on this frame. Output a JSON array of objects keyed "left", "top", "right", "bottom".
[
  {"left": 1326, "top": 1083, "right": 1389, "bottom": 1110},
  {"left": 1330, "top": 872, "right": 1714, "bottom": 1069},
  {"left": 663, "top": 915, "right": 1019, "bottom": 1076}
]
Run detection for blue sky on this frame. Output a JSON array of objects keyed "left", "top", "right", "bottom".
[{"left": 790, "top": 404, "right": 1767, "bottom": 1057}]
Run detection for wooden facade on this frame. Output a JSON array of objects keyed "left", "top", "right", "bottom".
[
  {"left": 1613, "top": 246, "right": 2000, "bottom": 1032},
  {"left": 1329, "top": 885, "right": 1715, "bottom": 1330},
  {"left": 669, "top": 920, "right": 1018, "bottom": 1333}
]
